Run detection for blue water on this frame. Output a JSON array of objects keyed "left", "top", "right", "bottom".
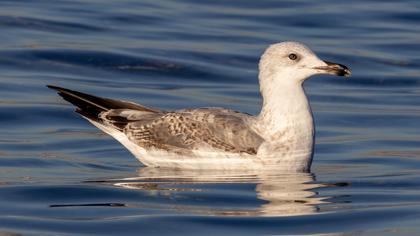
[{"left": 1, "top": 0, "right": 420, "bottom": 235}]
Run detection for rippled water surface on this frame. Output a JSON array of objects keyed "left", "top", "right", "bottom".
[{"left": 1, "top": 1, "right": 420, "bottom": 235}]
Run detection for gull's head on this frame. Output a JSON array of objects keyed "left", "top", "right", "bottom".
[{"left": 259, "top": 41, "right": 351, "bottom": 86}]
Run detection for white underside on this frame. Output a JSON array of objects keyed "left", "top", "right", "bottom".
[{"left": 88, "top": 119, "right": 313, "bottom": 172}]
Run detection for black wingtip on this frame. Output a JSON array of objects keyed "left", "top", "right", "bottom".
[
  {"left": 47, "top": 84, "right": 59, "bottom": 90},
  {"left": 47, "top": 84, "right": 160, "bottom": 114},
  {"left": 47, "top": 85, "right": 70, "bottom": 93}
]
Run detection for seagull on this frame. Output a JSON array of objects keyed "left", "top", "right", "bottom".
[{"left": 48, "top": 42, "right": 350, "bottom": 172}]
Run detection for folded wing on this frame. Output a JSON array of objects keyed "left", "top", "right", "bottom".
[{"left": 48, "top": 85, "right": 264, "bottom": 155}]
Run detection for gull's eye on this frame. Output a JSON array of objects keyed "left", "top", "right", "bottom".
[{"left": 288, "top": 53, "right": 298, "bottom": 60}]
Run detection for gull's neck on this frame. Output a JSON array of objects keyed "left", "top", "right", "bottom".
[
  {"left": 256, "top": 73, "right": 315, "bottom": 170},
  {"left": 257, "top": 73, "right": 314, "bottom": 141}
]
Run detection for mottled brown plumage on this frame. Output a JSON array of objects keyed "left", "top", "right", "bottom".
[
  {"left": 101, "top": 108, "right": 263, "bottom": 155},
  {"left": 48, "top": 85, "right": 263, "bottom": 155}
]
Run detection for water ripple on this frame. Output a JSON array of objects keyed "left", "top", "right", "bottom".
[{"left": 0, "top": 0, "right": 420, "bottom": 235}]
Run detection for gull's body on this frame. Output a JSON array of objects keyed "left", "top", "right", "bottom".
[{"left": 49, "top": 42, "right": 350, "bottom": 172}]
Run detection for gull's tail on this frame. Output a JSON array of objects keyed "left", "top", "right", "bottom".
[{"left": 47, "top": 85, "right": 160, "bottom": 122}]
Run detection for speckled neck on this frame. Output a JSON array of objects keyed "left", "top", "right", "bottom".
[
  {"left": 259, "top": 76, "right": 313, "bottom": 131},
  {"left": 255, "top": 70, "right": 315, "bottom": 170}
]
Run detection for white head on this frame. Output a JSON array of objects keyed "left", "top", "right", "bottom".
[
  {"left": 259, "top": 41, "right": 351, "bottom": 90},
  {"left": 256, "top": 42, "right": 351, "bottom": 165}
]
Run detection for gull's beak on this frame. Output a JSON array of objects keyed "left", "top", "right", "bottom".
[{"left": 314, "top": 60, "right": 351, "bottom": 77}]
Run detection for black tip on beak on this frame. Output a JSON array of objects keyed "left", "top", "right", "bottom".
[{"left": 315, "top": 60, "right": 351, "bottom": 77}]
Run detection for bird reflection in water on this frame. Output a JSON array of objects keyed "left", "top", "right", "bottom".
[{"left": 105, "top": 167, "right": 330, "bottom": 217}]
